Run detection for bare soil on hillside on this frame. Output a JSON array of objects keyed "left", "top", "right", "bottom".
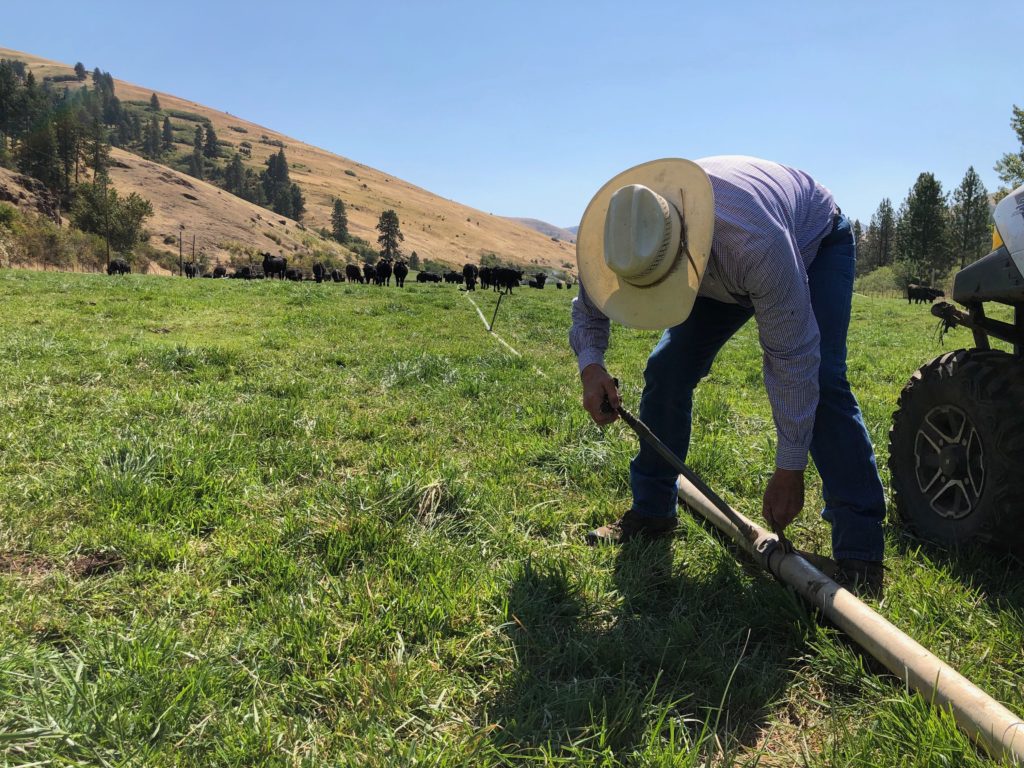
[{"left": 2, "top": 48, "right": 578, "bottom": 275}]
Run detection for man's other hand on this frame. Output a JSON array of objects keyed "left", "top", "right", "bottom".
[
  {"left": 581, "top": 364, "right": 620, "bottom": 425},
  {"left": 762, "top": 468, "right": 804, "bottom": 531}
]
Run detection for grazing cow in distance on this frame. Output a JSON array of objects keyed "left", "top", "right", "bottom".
[
  {"left": 345, "top": 264, "right": 362, "bottom": 283},
  {"left": 463, "top": 263, "right": 479, "bottom": 291},
  {"left": 231, "top": 266, "right": 254, "bottom": 279},
  {"left": 313, "top": 262, "right": 326, "bottom": 283},
  {"left": 493, "top": 267, "right": 524, "bottom": 293},
  {"left": 528, "top": 272, "right": 547, "bottom": 289},
  {"left": 331, "top": 268, "right": 343, "bottom": 282},
  {"left": 479, "top": 266, "right": 492, "bottom": 290},
  {"left": 183, "top": 262, "right": 198, "bottom": 278},
  {"left": 363, "top": 263, "right": 376, "bottom": 284},
  {"left": 444, "top": 270, "right": 464, "bottom": 284},
  {"left": 416, "top": 271, "right": 442, "bottom": 283},
  {"left": 907, "top": 284, "right": 945, "bottom": 304},
  {"left": 393, "top": 260, "right": 408, "bottom": 287},
  {"left": 263, "top": 252, "right": 287, "bottom": 279},
  {"left": 376, "top": 259, "right": 393, "bottom": 286},
  {"left": 107, "top": 258, "right": 130, "bottom": 275},
  {"left": 213, "top": 265, "right": 228, "bottom": 278},
  {"left": 285, "top": 267, "right": 303, "bottom": 281}
]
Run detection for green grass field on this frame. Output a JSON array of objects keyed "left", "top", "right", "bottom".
[{"left": 1, "top": 269, "right": 1022, "bottom": 766}]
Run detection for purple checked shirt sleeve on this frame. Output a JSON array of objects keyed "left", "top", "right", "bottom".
[{"left": 569, "top": 281, "right": 611, "bottom": 373}]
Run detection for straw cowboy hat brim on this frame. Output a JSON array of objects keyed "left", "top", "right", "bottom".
[{"left": 576, "top": 158, "right": 715, "bottom": 330}]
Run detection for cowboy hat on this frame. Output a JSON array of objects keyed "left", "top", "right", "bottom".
[{"left": 576, "top": 158, "right": 715, "bottom": 329}]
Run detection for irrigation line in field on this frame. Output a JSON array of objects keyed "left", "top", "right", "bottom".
[{"left": 464, "top": 293, "right": 548, "bottom": 379}]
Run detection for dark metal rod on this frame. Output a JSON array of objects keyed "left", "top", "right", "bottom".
[
  {"left": 613, "top": 404, "right": 762, "bottom": 546},
  {"left": 488, "top": 292, "right": 505, "bottom": 332}
]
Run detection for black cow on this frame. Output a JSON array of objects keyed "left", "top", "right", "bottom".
[
  {"left": 183, "top": 262, "right": 198, "bottom": 278},
  {"left": 376, "top": 259, "right": 393, "bottom": 286},
  {"left": 416, "top": 271, "right": 442, "bottom": 283},
  {"left": 493, "top": 267, "right": 524, "bottom": 293},
  {"left": 313, "top": 262, "right": 326, "bottom": 283},
  {"left": 463, "top": 263, "right": 479, "bottom": 291},
  {"left": 345, "top": 264, "right": 363, "bottom": 283},
  {"left": 231, "top": 266, "right": 254, "bottom": 279},
  {"left": 393, "top": 260, "right": 408, "bottom": 287},
  {"left": 285, "top": 267, "right": 303, "bottom": 281},
  {"left": 213, "top": 265, "right": 228, "bottom": 278},
  {"left": 907, "top": 284, "right": 945, "bottom": 304},
  {"left": 363, "top": 263, "right": 376, "bottom": 284},
  {"left": 528, "top": 272, "right": 547, "bottom": 289},
  {"left": 331, "top": 268, "right": 343, "bottom": 283},
  {"left": 444, "top": 270, "right": 464, "bottom": 284},
  {"left": 479, "top": 266, "right": 492, "bottom": 290},
  {"left": 263, "top": 252, "right": 287, "bottom": 279},
  {"left": 107, "top": 258, "right": 130, "bottom": 275}
]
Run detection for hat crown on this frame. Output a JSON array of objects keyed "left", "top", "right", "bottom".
[{"left": 603, "top": 184, "right": 681, "bottom": 287}]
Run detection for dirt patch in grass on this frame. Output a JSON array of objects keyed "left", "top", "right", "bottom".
[
  {"left": 0, "top": 551, "right": 55, "bottom": 576},
  {"left": 70, "top": 550, "right": 125, "bottom": 578}
]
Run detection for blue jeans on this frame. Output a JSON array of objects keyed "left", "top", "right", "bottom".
[{"left": 628, "top": 215, "right": 886, "bottom": 562}]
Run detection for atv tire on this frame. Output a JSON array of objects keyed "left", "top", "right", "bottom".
[{"left": 889, "top": 349, "right": 1024, "bottom": 551}]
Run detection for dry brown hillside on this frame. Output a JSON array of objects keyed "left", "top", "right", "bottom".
[{"left": 1, "top": 47, "right": 578, "bottom": 274}]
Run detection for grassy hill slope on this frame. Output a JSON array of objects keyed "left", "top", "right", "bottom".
[
  {"left": 0, "top": 48, "right": 578, "bottom": 273},
  {"left": 505, "top": 216, "right": 578, "bottom": 243},
  {"left": 1, "top": 268, "right": 1021, "bottom": 765}
]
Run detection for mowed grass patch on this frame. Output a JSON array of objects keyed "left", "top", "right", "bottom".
[{"left": 0, "top": 269, "right": 1021, "bottom": 766}]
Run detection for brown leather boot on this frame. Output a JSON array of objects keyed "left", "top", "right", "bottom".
[{"left": 585, "top": 510, "right": 678, "bottom": 546}]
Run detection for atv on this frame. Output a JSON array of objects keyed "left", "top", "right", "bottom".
[{"left": 889, "top": 182, "right": 1024, "bottom": 550}]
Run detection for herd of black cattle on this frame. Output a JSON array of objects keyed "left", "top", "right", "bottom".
[
  {"left": 106, "top": 254, "right": 944, "bottom": 303},
  {"left": 105, "top": 252, "right": 576, "bottom": 293}
]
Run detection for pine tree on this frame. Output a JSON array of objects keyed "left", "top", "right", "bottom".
[
  {"left": 74, "top": 62, "right": 87, "bottom": 81},
  {"left": 84, "top": 116, "right": 109, "bottom": 177},
  {"left": 149, "top": 92, "right": 160, "bottom": 111},
  {"left": 895, "top": 173, "right": 950, "bottom": 280},
  {"left": 376, "top": 209, "right": 404, "bottom": 260},
  {"left": 161, "top": 116, "right": 174, "bottom": 152},
  {"left": 994, "top": 105, "right": 1024, "bottom": 192},
  {"left": 409, "top": 251, "right": 420, "bottom": 269},
  {"left": 0, "top": 60, "right": 19, "bottom": 149},
  {"left": 862, "top": 198, "right": 896, "bottom": 271},
  {"left": 143, "top": 115, "right": 161, "bottom": 159},
  {"left": 203, "top": 123, "right": 218, "bottom": 159},
  {"left": 189, "top": 124, "right": 204, "bottom": 180},
  {"left": 289, "top": 183, "right": 305, "bottom": 221},
  {"left": 224, "top": 153, "right": 245, "bottom": 195},
  {"left": 17, "top": 122, "right": 61, "bottom": 191},
  {"left": 53, "top": 105, "right": 80, "bottom": 196},
  {"left": 331, "top": 198, "right": 348, "bottom": 243},
  {"left": 261, "top": 148, "right": 292, "bottom": 215},
  {"left": 949, "top": 167, "right": 991, "bottom": 269}
]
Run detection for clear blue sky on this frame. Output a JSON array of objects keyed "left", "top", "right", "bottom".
[{"left": 4, "top": 1, "right": 1021, "bottom": 227}]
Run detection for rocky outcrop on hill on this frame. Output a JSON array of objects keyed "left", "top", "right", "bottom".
[{"left": 0, "top": 170, "right": 62, "bottom": 224}]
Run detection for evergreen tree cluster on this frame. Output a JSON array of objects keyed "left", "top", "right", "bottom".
[
  {"left": 856, "top": 166, "right": 992, "bottom": 281},
  {"left": 0, "top": 58, "right": 153, "bottom": 258},
  {"left": 0, "top": 58, "right": 117, "bottom": 198},
  {"left": 219, "top": 146, "right": 307, "bottom": 221}
]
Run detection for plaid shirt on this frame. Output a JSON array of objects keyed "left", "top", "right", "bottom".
[{"left": 570, "top": 155, "right": 837, "bottom": 470}]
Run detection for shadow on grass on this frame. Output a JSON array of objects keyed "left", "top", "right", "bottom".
[
  {"left": 489, "top": 536, "right": 811, "bottom": 762},
  {"left": 891, "top": 531, "right": 1024, "bottom": 616}
]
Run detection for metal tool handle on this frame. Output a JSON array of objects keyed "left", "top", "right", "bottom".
[{"left": 599, "top": 377, "right": 793, "bottom": 553}]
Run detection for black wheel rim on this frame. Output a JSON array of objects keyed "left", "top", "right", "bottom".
[{"left": 914, "top": 405, "right": 985, "bottom": 520}]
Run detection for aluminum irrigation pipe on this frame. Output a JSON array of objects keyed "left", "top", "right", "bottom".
[{"left": 676, "top": 474, "right": 1024, "bottom": 764}]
